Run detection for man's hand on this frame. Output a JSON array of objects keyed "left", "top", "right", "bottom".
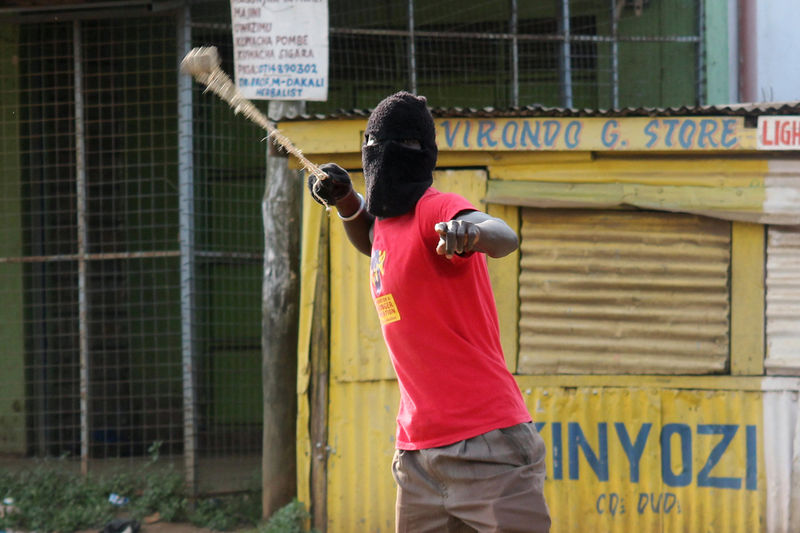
[
  {"left": 435, "top": 219, "right": 480, "bottom": 259},
  {"left": 435, "top": 211, "right": 519, "bottom": 259},
  {"left": 308, "top": 162, "right": 352, "bottom": 206}
]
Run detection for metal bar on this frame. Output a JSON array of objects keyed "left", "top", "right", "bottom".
[
  {"left": 0, "top": 0, "right": 150, "bottom": 14},
  {"left": 29, "top": 39, "right": 48, "bottom": 458},
  {"left": 696, "top": 0, "right": 706, "bottom": 105},
  {"left": 189, "top": 22, "right": 232, "bottom": 31},
  {"left": 611, "top": 0, "right": 619, "bottom": 108},
  {"left": 331, "top": 27, "right": 702, "bottom": 44},
  {"left": 73, "top": 19, "right": 90, "bottom": 477},
  {"left": 0, "top": 249, "right": 263, "bottom": 264},
  {"left": 510, "top": 0, "right": 519, "bottom": 107},
  {"left": 196, "top": 251, "right": 262, "bottom": 261},
  {"left": 188, "top": 21, "right": 701, "bottom": 44},
  {"left": 178, "top": 3, "right": 198, "bottom": 495},
  {"left": 408, "top": 0, "right": 417, "bottom": 93},
  {"left": 559, "top": 0, "right": 573, "bottom": 108},
  {"left": 0, "top": 251, "right": 182, "bottom": 264}
]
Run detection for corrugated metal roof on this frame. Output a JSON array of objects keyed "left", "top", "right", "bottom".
[{"left": 289, "top": 101, "right": 800, "bottom": 122}]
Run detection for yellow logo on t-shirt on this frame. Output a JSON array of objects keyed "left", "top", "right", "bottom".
[
  {"left": 370, "top": 249, "right": 386, "bottom": 295},
  {"left": 374, "top": 293, "right": 401, "bottom": 325},
  {"left": 371, "top": 249, "right": 399, "bottom": 324}
]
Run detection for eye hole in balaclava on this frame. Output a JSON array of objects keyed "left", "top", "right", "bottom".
[{"left": 361, "top": 91, "right": 437, "bottom": 218}]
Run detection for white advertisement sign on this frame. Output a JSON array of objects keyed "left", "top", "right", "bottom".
[
  {"left": 757, "top": 115, "right": 800, "bottom": 150},
  {"left": 229, "top": 0, "right": 329, "bottom": 101}
]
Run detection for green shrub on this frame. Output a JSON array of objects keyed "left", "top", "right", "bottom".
[
  {"left": 259, "top": 499, "right": 318, "bottom": 533},
  {"left": 0, "top": 450, "right": 265, "bottom": 532}
]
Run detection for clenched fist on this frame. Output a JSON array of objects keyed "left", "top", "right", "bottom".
[
  {"left": 435, "top": 219, "right": 480, "bottom": 258},
  {"left": 308, "top": 162, "right": 352, "bottom": 206}
]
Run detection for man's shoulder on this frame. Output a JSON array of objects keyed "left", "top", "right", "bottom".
[{"left": 417, "top": 187, "right": 468, "bottom": 209}]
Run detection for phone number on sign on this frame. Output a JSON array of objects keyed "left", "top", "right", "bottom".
[{"left": 243, "top": 63, "right": 318, "bottom": 75}]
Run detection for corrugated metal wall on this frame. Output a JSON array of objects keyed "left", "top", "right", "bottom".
[
  {"left": 518, "top": 209, "right": 731, "bottom": 374},
  {"left": 766, "top": 225, "right": 800, "bottom": 375},
  {"left": 326, "top": 380, "right": 398, "bottom": 533},
  {"left": 322, "top": 380, "right": 768, "bottom": 533},
  {"left": 518, "top": 384, "right": 765, "bottom": 533},
  {"left": 761, "top": 389, "right": 800, "bottom": 533}
]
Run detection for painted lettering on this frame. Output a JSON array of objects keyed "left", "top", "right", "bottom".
[
  {"left": 697, "top": 119, "right": 719, "bottom": 148},
  {"left": 501, "top": 121, "right": 518, "bottom": 148},
  {"left": 663, "top": 119, "right": 680, "bottom": 147},
  {"left": 783, "top": 120, "right": 800, "bottom": 145},
  {"left": 569, "top": 422, "right": 609, "bottom": 482},
  {"left": 678, "top": 120, "right": 697, "bottom": 149},
  {"left": 746, "top": 424, "right": 757, "bottom": 490},
  {"left": 553, "top": 421, "right": 563, "bottom": 480},
  {"left": 615, "top": 422, "right": 651, "bottom": 482},
  {"left": 601, "top": 119, "right": 620, "bottom": 148},
  {"left": 440, "top": 120, "right": 460, "bottom": 148},
  {"left": 520, "top": 121, "right": 541, "bottom": 148},
  {"left": 762, "top": 120, "right": 774, "bottom": 146},
  {"left": 477, "top": 120, "right": 498, "bottom": 148},
  {"left": 761, "top": 117, "right": 800, "bottom": 147},
  {"left": 661, "top": 423, "right": 692, "bottom": 487},
  {"left": 644, "top": 119, "right": 658, "bottom": 148},
  {"left": 538, "top": 421, "right": 758, "bottom": 491},
  {"left": 596, "top": 493, "right": 625, "bottom": 516},
  {"left": 637, "top": 492, "right": 681, "bottom": 514},
  {"left": 564, "top": 121, "right": 581, "bottom": 149},
  {"left": 697, "top": 424, "right": 741, "bottom": 489},
  {"left": 543, "top": 120, "right": 561, "bottom": 147},
  {"left": 721, "top": 118, "right": 738, "bottom": 148},
  {"left": 436, "top": 117, "right": 744, "bottom": 151},
  {"left": 640, "top": 118, "right": 739, "bottom": 150}
]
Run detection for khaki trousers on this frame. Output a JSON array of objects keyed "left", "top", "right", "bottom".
[{"left": 392, "top": 422, "right": 551, "bottom": 533}]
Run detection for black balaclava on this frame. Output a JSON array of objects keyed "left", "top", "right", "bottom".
[{"left": 362, "top": 91, "right": 438, "bottom": 218}]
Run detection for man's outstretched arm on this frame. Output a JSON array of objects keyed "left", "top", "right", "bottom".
[
  {"left": 434, "top": 210, "right": 519, "bottom": 259},
  {"left": 308, "top": 163, "right": 374, "bottom": 257}
]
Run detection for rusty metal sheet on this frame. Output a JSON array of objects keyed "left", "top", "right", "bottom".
[
  {"left": 518, "top": 209, "right": 731, "bottom": 374},
  {"left": 766, "top": 225, "right": 800, "bottom": 376}
]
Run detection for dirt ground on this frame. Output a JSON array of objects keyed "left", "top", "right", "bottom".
[
  {"left": 80, "top": 522, "right": 243, "bottom": 533},
  {"left": 132, "top": 523, "right": 218, "bottom": 533}
]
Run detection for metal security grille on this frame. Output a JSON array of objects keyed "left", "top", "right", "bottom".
[
  {"left": 0, "top": 8, "right": 266, "bottom": 493},
  {"left": 316, "top": 0, "right": 702, "bottom": 112},
  {"left": 0, "top": 0, "right": 705, "bottom": 494}
]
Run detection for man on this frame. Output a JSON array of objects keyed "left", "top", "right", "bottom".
[{"left": 308, "top": 91, "right": 550, "bottom": 533}]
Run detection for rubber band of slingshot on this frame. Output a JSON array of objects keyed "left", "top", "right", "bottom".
[{"left": 338, "top": 192, "right": 364, "bottom": 221}]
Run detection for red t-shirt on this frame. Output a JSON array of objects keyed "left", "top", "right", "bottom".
[{"left": 370, "top": 188, "right": 531, "bottom": 450}]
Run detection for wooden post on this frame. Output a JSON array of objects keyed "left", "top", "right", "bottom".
[
  {"left": 310, "top": 219, "right": 329, "bottom": 530},
  {"left": 262, "top": 100, "right": 303, "bottom": 519}
]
